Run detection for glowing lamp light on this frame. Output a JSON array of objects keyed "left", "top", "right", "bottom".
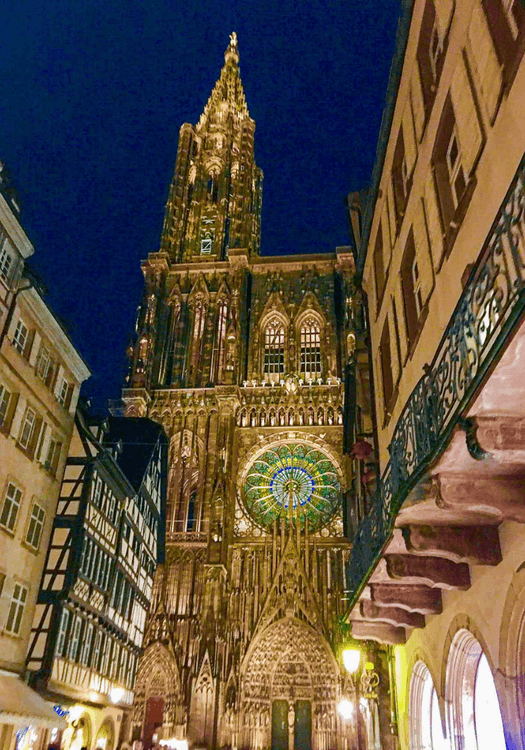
[
  {"left": 68, "top": 705, "right": 83, "bottom": 723},
  {"left": 159, "top": 741, "right": 189, "bottom": 750},
  {"left": 109, "top": 687, "right": 125, "bottom": 704},
  {"left": 342, "top": 648, "right": 361, "bottom": 674},
  {"left": 337, "top": 699, "right": 354, "bottom": 720},
  {"left": 364, "top": 661, "right": 375, "bottom": 671}
]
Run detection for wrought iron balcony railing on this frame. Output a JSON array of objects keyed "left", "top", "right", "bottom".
[{"left": 346, "top": 154, "right": 525, "bottom": 608}]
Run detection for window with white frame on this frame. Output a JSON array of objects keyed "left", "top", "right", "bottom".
[
  {"left": 44, "top": 437, "right": 61, "bottom": 475},
  {"left": 91, "top": 630, "right": 103, "bottom": 671},
  {"left": 263, "top": 318, "right": 285, "bottom": 376},
  {"left": 0, "top": 482, "right": 22, "bottom": 532},
  {"left": 100, "top": 636, "right": 112, "bottom": 675},
  {"left": 409, "top": 661, "right": 448, "bottom": 750},
  {"left": 36, "top": 346, "right": 53, "bottom": 384},
  {"left": 80, "top": 622, "right": 94, "bottom": 666},
  {"left": 5, "top": 583, "right": 28, "bottom": 635},
  {"left": 300, "top": 317, "right": 322, "bottom": 375},
  {"left": 69, "top": 615, "right": 82, "bottom": 661},
  {"left": 429, "top": 15, "right": 443, "bottom": 79},
  {"left": 55, "top": 608, "right": 70, "bottom": 657},
  {"left": 25, "top": 502, "right": 46, "bottom": 550},
  {"left": 0, "top": 232, "right": 14, "bottom": 286},
  {"left": 503, "top": 0, "right": 521, "bottom": 39},
  {"left": 12, "top": 320, "right": 28, "bottom": 355},
  {"left": 446, "top": 629, "right": 506, "bottom": 750},
  {"left": 411, "top": 256, "right": 424, "bottom": 317},
  {"left": 57, "top": 376, "right": 73, "bottom": 408},
  {"left": 18, "top": 407, "right": 36, "bottom": 450},
  {"left": 0, "top": 383, "right": 11, "bottom": 427},
  {"left": 446, "top": 126, "right": 466, "bottom": 208}
]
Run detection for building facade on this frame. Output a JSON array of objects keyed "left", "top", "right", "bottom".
[
  {"left": 25, "top": 407, "right": 167, "bottom": 750},
  {"left": 345, "top": 1, "right": 525, "bottom": 749},
  {"left": 121, "top": 34, "right": 393, "bottom": 750},
  {"left": 0, "top": 164, "right": 90, "bottom": 750}
]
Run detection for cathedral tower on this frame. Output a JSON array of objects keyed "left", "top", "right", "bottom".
[{"left": 123, "top": 35, "right": 358, "bottom": 750}]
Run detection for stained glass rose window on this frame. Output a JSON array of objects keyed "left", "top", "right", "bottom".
[{"left": 243, "top": 443, "right": 341, "bottom": 531}]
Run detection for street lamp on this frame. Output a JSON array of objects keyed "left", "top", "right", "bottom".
[{"left": 342, "top": 647, "right": 361, "bottom": 675}]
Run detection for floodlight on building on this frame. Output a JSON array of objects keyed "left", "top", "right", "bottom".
[
  {"left": 337, "top": 699, "right": 354, "bottom": 720},
  {"left": 342, "top": 647, "right": 361, "bottom": 674},
  {"left": 109, "top": 687, "right": 124, "bottom": 704}
]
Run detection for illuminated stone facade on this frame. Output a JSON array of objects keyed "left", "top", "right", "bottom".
[{"left": 122, "top": 35, "right": 363, "bottom": 750}]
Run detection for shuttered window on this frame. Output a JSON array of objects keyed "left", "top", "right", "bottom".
[
  {"left": 417, "top": 0, "right": 445, "bottom": 115},
  {"left": 482, "top": 0, "right": 525, "bottom": 78}
]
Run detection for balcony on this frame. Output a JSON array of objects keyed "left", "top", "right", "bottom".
[{"left": 346, "top": 154, "right": 525, "bottom": 611}]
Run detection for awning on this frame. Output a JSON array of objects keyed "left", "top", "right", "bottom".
[{"left": 0, "top": 671, "right": 67, "bottom": 730}]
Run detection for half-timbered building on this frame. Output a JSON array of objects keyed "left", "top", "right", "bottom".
[{"left": 26, "top": 406, "right": 167, "bottom": 750}]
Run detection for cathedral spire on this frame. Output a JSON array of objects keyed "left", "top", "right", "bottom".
[{"left": 160, "top": 34, "right": 262, "bottom": 262}]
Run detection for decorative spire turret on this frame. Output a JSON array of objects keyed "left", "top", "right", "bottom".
[{"left": 160, "top": 34, "right": 263, "bottom": 263}]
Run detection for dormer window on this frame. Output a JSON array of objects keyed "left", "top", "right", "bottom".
[
  {"left": 300, "top": 317, "right": 322, "bottom": 376},
  {"left": 263, "top": 319, "right": 285, "bottom": 376}
]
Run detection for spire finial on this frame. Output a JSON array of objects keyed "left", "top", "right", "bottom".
[{"left": 225, "top": 31, "right": 239, "bottom": 64}]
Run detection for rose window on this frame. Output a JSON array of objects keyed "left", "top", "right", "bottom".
[{"left": 243, "top": 443, "right": 341, "bottom": 531}]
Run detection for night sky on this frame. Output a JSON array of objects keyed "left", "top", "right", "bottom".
[{"left": 0, "top": 1, "right": 400, "bottom": 408}]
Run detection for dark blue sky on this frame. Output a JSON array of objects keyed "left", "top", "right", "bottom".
[{"left": 0, "top": 0, "right": 400, "bottom": 407}]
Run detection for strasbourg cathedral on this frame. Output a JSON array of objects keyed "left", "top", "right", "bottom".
[{"left": 122, "top": 34, "right": 361, "bottom": 750}]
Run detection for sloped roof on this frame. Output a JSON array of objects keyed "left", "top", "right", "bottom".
[{"left": 103, "top": 416, "right": 167, "bottom": 493}]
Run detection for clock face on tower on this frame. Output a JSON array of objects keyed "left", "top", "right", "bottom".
[{"left": 243, "top": 442, "right": 341, "bottom": 532}]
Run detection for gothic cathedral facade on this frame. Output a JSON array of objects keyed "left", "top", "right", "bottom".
[{"left": 123, "top": 35, "right": 357, "bottom": 750}]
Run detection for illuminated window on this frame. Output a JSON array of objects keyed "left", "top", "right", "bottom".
[
  {"left": 300, "top": 317, "right": 322, "bottom": 375},
  {"left": 0, "top": 482, "right": 22, "bottom": 532},
  {"left": 263, "top": 318, "right": 285, "bottom": 375},
  {"left": 409, "top": 661, "right": 448, "bottom": 750},
  {"left": 25, "top": 502, "right": 46, "bottom": 550},
  {"left": 5, "top": 583, "right": 27, "bottom": 635},
  {"left": 446, "top": 630, "right": 506, "bottom": 750}
]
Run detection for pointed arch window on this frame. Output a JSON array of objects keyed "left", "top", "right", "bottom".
[
  {"left": 213, "top": 299, "right": 228, "bottom": 382},
  {"left": 263, "top": 318, "right": 285, "bottom": 376},
  {"left": 300, "top": 317, "right": 322, "bottom": 376}
]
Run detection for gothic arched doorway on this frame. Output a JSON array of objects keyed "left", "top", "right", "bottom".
[
  {"left": 132, "top": 642, "right": 183, "bottom": 747},
  {"left": 240, "top": 618, "right": 340, "bottom": 750}
]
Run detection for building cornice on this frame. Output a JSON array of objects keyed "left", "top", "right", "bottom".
[{"left": 19, "top": 287, "right": 91, "bottom": 382}]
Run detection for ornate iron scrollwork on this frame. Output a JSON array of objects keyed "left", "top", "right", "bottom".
[{"left": 346, "top": 154, "right": 525, "bottom": 606}]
